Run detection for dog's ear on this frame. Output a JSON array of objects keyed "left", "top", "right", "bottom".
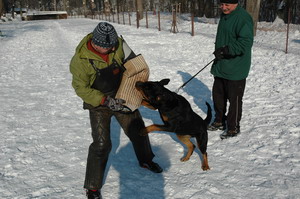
[{"left": 160, "top": 79, "right": 170, "bottom": 86}]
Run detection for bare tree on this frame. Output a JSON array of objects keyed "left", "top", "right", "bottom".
[
  {"left": 0, "top": 0, "right": 4, "bottom": 17},
  {"left": 246, "top": 0, "right": 261, "bottom": 36},
  {"left": 136, "top": 0, "right": 143, "bottom": 19}
]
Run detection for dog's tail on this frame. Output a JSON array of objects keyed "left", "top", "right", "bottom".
[{"left": 204, "top": 102, "right": 212, "bottom": 126}]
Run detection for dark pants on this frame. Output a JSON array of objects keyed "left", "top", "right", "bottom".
[
  {"left": 84, "top": 106, "right": 155, "bottom": 190},
  {"left": 212, "top": 77, "right": 246, "bottom": 131}
]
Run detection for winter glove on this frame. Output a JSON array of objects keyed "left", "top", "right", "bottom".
[
  {"left": 213, "top": 46, "right": 229, "bottom": 60},
  {"left": 103, "top": 96, "right": 126, "bottom": 112}
]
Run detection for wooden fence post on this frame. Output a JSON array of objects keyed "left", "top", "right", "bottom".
[
  {"left": 146, "top": 10, "right": 148, "bottom": 28},
  {"left": 122, "top": 9, "right": 125, "bottom": 25},
  {"left": 117, "top": 8, "right": 120, "bottom": 24},
  {"left": 285, "top": 7, "right": 291, "bottom": 54},
  {"left": 128, "top": 10, "right": 131, "bottom": 26},
  {"left": 136, "top": 10, "right": 140, "bottom": 28},
  {"left": 158, "top": 10, "right": 161, "bottom": 31},
  {"left": 171, "top": 4, "right": 178, "bottom": 33},
  {"left": 191, "top": 12, "right": 194, "bottom": 36}
]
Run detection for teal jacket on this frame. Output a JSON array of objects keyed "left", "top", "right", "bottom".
[{"left": 211, "top": 5, "right": 254, "bottom": 80}]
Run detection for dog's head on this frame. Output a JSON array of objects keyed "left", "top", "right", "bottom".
[{"left": 135, "top": 79, "right": 171, "bottom": 107}]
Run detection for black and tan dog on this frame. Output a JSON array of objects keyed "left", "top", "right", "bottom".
[{"left": 135, "top": 79, "right": 212, "bottom": 170}]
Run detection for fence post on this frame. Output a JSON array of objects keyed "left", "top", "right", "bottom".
[
  {"left": 122, "top": 9, "right": 125, "bottom": 25},
  {"left": 191, "top": 12, "right": 194, "bottom": 36},
  {"left": 171, "top": 4, "right": 178, "bottom": 33},
  {"left": 112, "top": 10, "right": 115, "bottom": 23},
  {"left": 158, "top": 10, "right": 161, "bottom": 31},
  {"left": 285, "top": 7, "right": 291, "bottom": 54},
  {"left": 146, "top": 10, "right": 148, "bottom": 28},
  {"left": 117, "top": 8, "right": 120, "bottom": 24},
  {"left": 128, "top": 10, "right": 131, "bottom": 25},
  {"left": 136, "top": 10, "right": 140, "bottom": 28}
]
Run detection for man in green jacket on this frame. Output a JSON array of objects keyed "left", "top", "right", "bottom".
[
  {"left": 70, "top": 22, "right": 162, "bottom": 199},
  {"left": 208, "top": 0, "right": 254, "bottom": 139}
]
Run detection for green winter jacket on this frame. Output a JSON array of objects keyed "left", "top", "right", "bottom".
[
  {"left": 70, "top": 33, "right": 125, "bottom": 107},
  {"left": 211, "top": 5, "right": 254, "bottom": 80}
]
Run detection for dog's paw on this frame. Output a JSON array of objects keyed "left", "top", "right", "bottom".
[
  {"left": 180, "top": 156, "right": 190, "bottom": 162},
  {"left": 201, "top": 165, "right": 210, "bottom": 171}
]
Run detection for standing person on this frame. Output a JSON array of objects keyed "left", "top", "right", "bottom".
[
  {"left": 70, "top": 22, "right": 162, "bottom": 199},
  {"left": 208, "top": 0, "right": 254, "bottom": 139}
]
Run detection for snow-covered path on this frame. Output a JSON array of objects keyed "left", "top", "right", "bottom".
[{"left": 0, "top": 17, "right": 300, "bottom": 198}]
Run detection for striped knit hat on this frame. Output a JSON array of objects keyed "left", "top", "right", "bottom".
[{"left": 92, "top": 22, "right": 118, "bottom": 48}]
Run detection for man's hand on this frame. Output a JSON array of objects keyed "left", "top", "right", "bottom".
[
  {"left": 103, "top": 96, "right": 125, "bottom": 111},
  {"left": 213, "top": 46, "right": 229, "bottom": 60}
]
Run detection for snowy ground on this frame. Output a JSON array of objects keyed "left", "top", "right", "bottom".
[{"left": 1, "top": 13, "right": 300, "bottom": 199}]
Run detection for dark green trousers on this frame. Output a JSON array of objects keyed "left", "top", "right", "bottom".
[{"left": 84, "top": 106, "right": 154, "bottom": 190}]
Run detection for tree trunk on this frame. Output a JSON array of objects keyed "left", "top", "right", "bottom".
[
  {"left": 197, "top": 0, "right": 204, "bottom": 17},
  {"left": 0, "top": 0, "right": 3, "bottom": 18},
  {"left": 246, "top": 0, "right": 261, "bottom": 36},
  {"left": 136, "top": 0, "right": 143, "bottom": 19},
  {"left": 204, "top": 0, "right": 214, "bottom": 18}
]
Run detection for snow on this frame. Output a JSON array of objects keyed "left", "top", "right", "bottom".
[{"left": 1, "top": 14, "right": 300, "bottom": 199}]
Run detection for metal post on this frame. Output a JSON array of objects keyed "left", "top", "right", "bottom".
[
  {"left": 136, "top": 10, "right": 140, "bottom": 28},
  {"left": 191, "top": 12, "right": 194, "bottom": 36},
  {"left": 158, "top": 10, "right": 161, "bottom": 31},
  {"left": 122, "top": 8, "right": 125, "bottom": 25},
  {"left": 285, "top": 7, "right": 291, "bottom": 54},
  {"left": 128, "top": 10, "right": 131, "bottom": 25},
  {"left": 146, "top": 10, "right": 148, "bottom": 28}
]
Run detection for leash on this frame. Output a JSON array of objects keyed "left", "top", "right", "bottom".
[{"left": 175, "top": 59, "right": 215, "bottom": 93}]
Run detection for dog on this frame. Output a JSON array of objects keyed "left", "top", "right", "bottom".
[{"left": 135, "top": 78, "right": 212, "bottom": 171}]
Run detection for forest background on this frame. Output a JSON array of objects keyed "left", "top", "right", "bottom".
[{"left": 1, "top": 0, "right": 300, "bottom": 25}]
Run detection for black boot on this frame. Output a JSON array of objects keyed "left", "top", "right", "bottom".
[
  {"left": 140, "top": 161, "right": 163, "bottom": 173},
  {"left": 86, "top": 190, "right": 102, "bottom": 199},
  {"left": 207, "top": 122, "right": 226, "bottom": 131},
  {"left": 220, "top": 128, "right": 240, "bottom": 140}
]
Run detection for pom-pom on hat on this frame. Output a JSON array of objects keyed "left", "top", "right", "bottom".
[
  {"left": 92, "top": 22, "right": 118, "bottom": 48},
  {"left": 220, "top": 0, "right": 238, "bottom": 3}
]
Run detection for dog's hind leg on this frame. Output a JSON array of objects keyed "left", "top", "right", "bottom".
[
  {"left": 195, "top": 134, "right": 210, "bottom": 171},
  {"left": 176, "top": 135, "right": 195, "bottom": 162}
]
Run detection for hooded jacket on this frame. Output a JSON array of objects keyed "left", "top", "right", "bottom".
[
  {"left": 70, "top": 33, "right": 125, "bottom": 107},
  {"left": 211, "top": 5, "right": 254, "bottom": 80}
]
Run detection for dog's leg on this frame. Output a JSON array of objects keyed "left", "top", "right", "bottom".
[
  {"left": 201, "top": 152, "right": 210, "bottom": 171},
  {"left": 195, "top": 135, "right": 210, "bottom": 171},
  {"left": 176, "top": 135, "right": 195, "bottom": 162},
  {"left": 141, "top": 100, "right": 157, "bottom": 110}
]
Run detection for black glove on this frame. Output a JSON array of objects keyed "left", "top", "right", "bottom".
[
  {"left": 103, "top": 96, "right": 126, "bottom": 111},
  {"left": 213, "top": 46, "right": 229, "bottom": 60}
]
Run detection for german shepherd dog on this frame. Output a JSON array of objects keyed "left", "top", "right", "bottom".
[{"left": 135, "top": 79, "right": 212, "bottom": 170}]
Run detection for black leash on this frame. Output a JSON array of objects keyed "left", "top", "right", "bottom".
[{"left": 175, "top": 59, "right": 215, "bottom": 93}]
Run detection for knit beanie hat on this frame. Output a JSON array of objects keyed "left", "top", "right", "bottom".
[
  {"left": 220, "top": 0, "right": 238, "bottom": 3},
  {"left": 92, "top": 22, "right": 118, "bottom": 48}
]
